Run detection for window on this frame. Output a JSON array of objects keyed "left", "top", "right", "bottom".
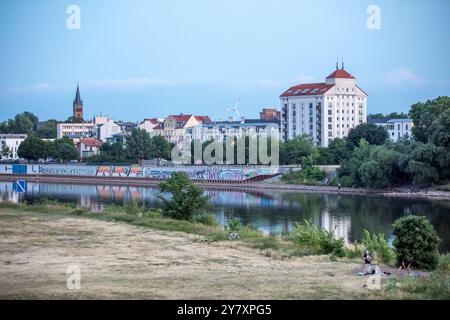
[
  {"left": 328, "top": 117, "right": 332, "bottom": 122},
  {"left": 328, "top": 124, "right": 332, "bottom": 129},
  {"left": 328, "top": 110, "right": 332, "bottom": 115}
]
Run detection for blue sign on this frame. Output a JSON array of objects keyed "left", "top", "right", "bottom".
[{"left": 14, "top": 180, "right": 27, "bottom": 193}]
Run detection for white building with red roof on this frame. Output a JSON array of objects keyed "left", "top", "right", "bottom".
[
  {"left": 280, "top": 63, "right": 367, "bottom": 147},
  {"left": 76, "top": 138, "right": 103, "bottom": 159}
]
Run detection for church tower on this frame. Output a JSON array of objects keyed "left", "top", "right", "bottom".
[{"left": 73, "top": 83, "right": 84, "bottom": 119}]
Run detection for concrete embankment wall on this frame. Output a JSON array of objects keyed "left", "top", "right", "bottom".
[{"left": 0, "top": 164, "right": 283, "bottom": 182}]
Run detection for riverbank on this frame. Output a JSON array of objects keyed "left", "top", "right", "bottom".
[
  {"left": 1, "top": 203, "right": 447, "bottom": 299},
  {"left": 0, "top": 204, "right": 371, "bottom": 299},
  {"left": 2, "top": 174, "right": 450, "bottom": 200}
]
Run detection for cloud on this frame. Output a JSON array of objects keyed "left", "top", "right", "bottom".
[
  {"left": 83, "top": 78, "right": 171, "bottom": 89},
  {"left": 386, "top": 67, "right": 426, "bottom": 87},
  {"left": 7, "top": 78, "right": 172, "bottom": 93},
  {"left": 7, "top": 82, "right": 66, "bottom": 93}
]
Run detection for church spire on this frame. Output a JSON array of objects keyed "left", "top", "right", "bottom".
[{"left": 74, "top": 82, "right": 82, "bottom": 105}]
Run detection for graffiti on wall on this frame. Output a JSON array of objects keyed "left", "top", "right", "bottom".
[{"left": 1, "top": 164, "right": 279, "bottom": 181}]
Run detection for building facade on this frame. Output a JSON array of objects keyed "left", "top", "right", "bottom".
[
  {"left": 280, "top": 64, "right": 367, "bottom": 147},
  {"left": 0, "top": 134, "right": 27, "bottom": 160},
  {"left": 187, "top": 119, "right": 280, "bottom": 143},
  {"left": 260, "top": 108, "right": 281, "bottom": 121},
  {"left": 138, "top": 118, "right": 160, "bottom": 134},
  {"left": 97, "top": 119, "right": 121, "bottom": 142},
  {"left": 57, "top": 122, "right": 96, "bottom": 139},
  {"left": 368, "top": 118, "right": 413, "bottom": 142},
  {"left": 152, "top": 114, "right": 211, "bottom": 144},
  {"left": 76, "top": 138, "right": 103, "bottom": 159}
]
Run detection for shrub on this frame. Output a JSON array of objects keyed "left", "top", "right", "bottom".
[
  {"left": 281, "top": 166, "right": 326, "bottom": 185},
  {"left": 392, "top": 215, "right": 440, "bottom": 270},
  {"left": 288, "top": 220, "right": 345, "bottom": 257},
  {"left": 226, "top": 218, "right": 242, "bottom": 232},
  {"left": 362, "top": 229, "right": 395, "bottom": 265},
  {"left": 345, "top": 241, "right": 364, "bottom": 259},
  {"left": 158, "top": 172, "right": 212, "bottom": 221},
  {"left": 191, "top": 212, "right": 217, "bottom": 226}
]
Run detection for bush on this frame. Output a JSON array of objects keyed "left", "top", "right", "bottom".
[
  {"left": 345, "top": 241, "right": 364, "bottom": 259},
  {"left": 191, "top": 212, "right": 217, "bottom": 226},
  {"left": 288, "top": 220, "right": 345, "bottom": 257},
  {"left": 226, "top": 218, "right": 242, "bottom": 232},
  {"left": 392, "top": 215, "right": 440, "bottom": 270},
  {"left": 158, "top": 172, "right": 212, "bottom": 221},
  {"left": 281, "top": 166, "right": 326, "bottom": 185},
  {"left": 361, "top": 229, "right": 395, "bottom": 265}
]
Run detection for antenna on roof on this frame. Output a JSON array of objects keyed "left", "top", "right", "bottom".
[
  {"left": 336, "top": 59, "right": 339, "bottom": 70},
  {"left": 342, "top": 58, "right": 345, "bottom": 70}
]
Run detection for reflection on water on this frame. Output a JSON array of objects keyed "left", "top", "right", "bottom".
[{"left": 1, "top": 181, "right": 449, "bottom": 252}]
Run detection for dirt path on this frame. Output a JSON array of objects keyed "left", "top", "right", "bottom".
[{"left": 0, "top": 209, "right": 371, "bottom": 299}]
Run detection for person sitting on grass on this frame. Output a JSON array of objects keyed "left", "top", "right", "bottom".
[
  {"left": 397, "top": 256, "right": 413, "bottom": 275},
  {"left": 363, "top": 250, "right": 372, "bottom": 274}
]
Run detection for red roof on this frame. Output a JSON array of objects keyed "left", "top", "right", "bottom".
[
  {"left": 77, "top": 138, "right": 103, "bottom": 148},
  {"left": 143, "top": 118, "right": 159, "bottom": 124},
  {"left": 280, "top": 83, "right": 334, "bottom": 97},
  {"left": 195, "top": 116, "right": 211, "bottom": 124},
  {"left": 171, "top": 114, "right": 193, "bottom": 122},
  {"left": 326, "top": 69, "right": 355, "bottom": 79}
]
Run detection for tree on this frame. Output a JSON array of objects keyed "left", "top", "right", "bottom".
[
  {"left": 65, "top": 116, "right": 85, "bottom": 123},
  {"left": 410, "top": 96, "right": 450, "bottom": 143},
  {"left": 430, "top": 109, "right": 450, "bottom": 148},
  {"left": 126, "top": 128, "right": 152, "bottom": 161},
  {"left": 346, "top": 123, "right": 389, "bottom": 150},
  {"left": 1, "top": 144, "right": 10, "bottom": 159},
  {"left": 55, "top": 143, "right": 78, "bottom": 162},
  {"left": 158, "top": 172, "right": 211, "bottom": 221},
  {"left": 149, "top": 135, "right": 172, "bottom": 160},
  {"left": 392, "top": 215, "right": 440, "bottom": 271},
  {"left": 359, "top": 146, "right": 401, "bottom": 189},
  {"left": 317, "top": 138, "right": 348, "bottom": 165},
  {"left": 280, "top": 134, "right": 319, "bottom": 165},
  {"left": 37, "top": 119, "right": 58, "bottom": 139},
  {"left": 17, "top": 136, "right": 46, "bottom": 161}
]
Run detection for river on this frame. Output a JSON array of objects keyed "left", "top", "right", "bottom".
[{"left": 1, "top": 181, "right": 449, "bottom": 252}]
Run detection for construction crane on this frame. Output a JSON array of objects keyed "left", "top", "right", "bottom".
[{"left": 224, "top": 98, "right": 242, "bottom": 121}]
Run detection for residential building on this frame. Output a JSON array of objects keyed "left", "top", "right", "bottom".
[
  {"left": 260, "top": 108, "right": 281, "bottom": 121},
  {"left": 106, "top": 132, "right": 128, "bottom": 145},
  {"left": 368, "top": 118, "right": 413, "bottom": 142},
  {"left": 0, "top": 134, "right": 27, "bottom": 160},
  {"left": 76, "top": 138, "right": 103, "bottom": 159},
  {"left": 187, "top": 119, "right": 280, "bottom": 143},
  {"left": 73, "top": 83, "right": 84, "bottom": 119},
  {"left": 280, "top": 63, "right": 367, "bottom": 147},
  {"left": 97, "top": 119, "right": 121, "bottom": 142},
  {"left": 138, "top": 118, "right": 160, "bottom": 134},
  {"left": 56, "top": 122, "right": 96, "bottom": 139},
  {"left": 153, "top": 114, "right": 211, "bottom": 144},
  {"left": 117, "top": 121, "right": 138, "bottom": 134}
]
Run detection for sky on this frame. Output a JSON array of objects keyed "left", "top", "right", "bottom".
[{"left": 0, "top": 0, "right": 449, "bottom": 122}]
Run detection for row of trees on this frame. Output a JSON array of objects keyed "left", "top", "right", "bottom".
[
  {"left": 0, "top": 112, "right": 58, "bottom": 139},
  {"left": 17, "top": 136, "right": 78, "bottom": 162},
  {"left": 0, "top": 111, "right": 89, "bottom": 139}
]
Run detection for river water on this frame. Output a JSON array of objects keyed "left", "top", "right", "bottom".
[{"left": 1, "top": 181, "right": 449, "bottom": 252}]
